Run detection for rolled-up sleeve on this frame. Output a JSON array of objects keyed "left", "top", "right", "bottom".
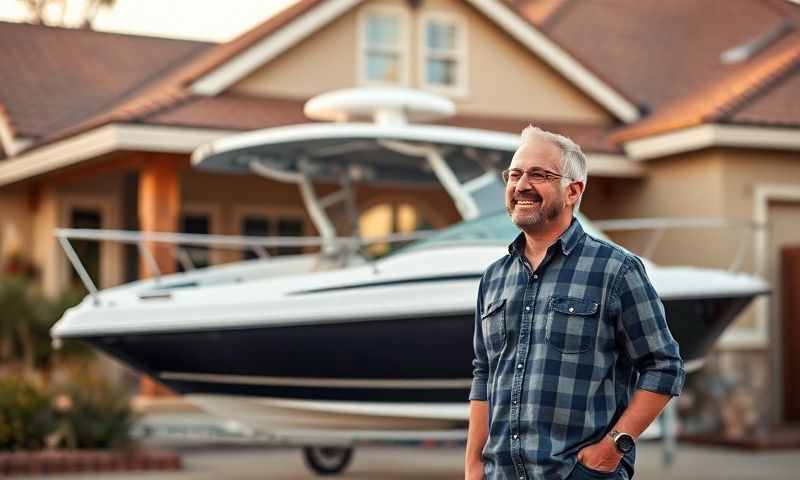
[
  {"left": 469, "top": 275, "right": 489, "bottom": 401},
  {"left": 613, "top": 255, "right": 685, "bottom": 396}
]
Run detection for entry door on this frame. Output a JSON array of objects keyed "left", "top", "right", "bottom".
[{"left": 783, "top": 246, "right": 800, "bottom": 421}]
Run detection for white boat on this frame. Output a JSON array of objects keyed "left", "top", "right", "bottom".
[{"left": 51, "top": 87, "right": 768, "bottom": 474}]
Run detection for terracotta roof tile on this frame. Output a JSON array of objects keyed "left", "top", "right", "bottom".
[
  {"left": 0, "top": 21, "right": 212, "bottom": 140},
  {"left": 611, "top": 32, "right": 800, "bottom": 142},
  {"left": 135, "top": 93, "right": 620, "bottom": 154},
  {"left": 439, "top": 115, "right": 620, "bottom": 154},
  {"left": 14, "top": 0, "right": 800, "bottom": 155},
  {"left": 729, "top": 64, "right": 800, "bottom": 127},
  {"left": 39, "top": 0, "right": 321, "bottom": 145},
  {"left": 532, "top": 0, "right": 800, "bottom": 112},
  {"left": 141, "top": 94, "right": 310, "bottom": 130}
]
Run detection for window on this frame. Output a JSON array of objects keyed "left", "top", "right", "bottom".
[
  {"left": 242, "top": 216, "right": 270, "bottom": 260},
  {"left": 241, "top": 214, "right": 305, "bottom": 258},
  {"left": 179, "top": 214, "right": 210, "bottom": 271},
  {"left": 420, "top": 14, "right": 467, "bottom": 94},
  {"left": 360, "top": 8, "right": 408, "bottom": 85},
  {"left": 358, "top": 202, "right": 435, "bottom": 257},
  {"left": 69, "top": 209, "right": 102, "bottom": 290}
]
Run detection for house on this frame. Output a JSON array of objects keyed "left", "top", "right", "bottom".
[{"left": 1, "top": 0, "right": 799, "bottom": 433}]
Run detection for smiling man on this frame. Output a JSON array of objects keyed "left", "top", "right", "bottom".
[{"left": 464, "top": 126, "right": 685, "bottom": 480}]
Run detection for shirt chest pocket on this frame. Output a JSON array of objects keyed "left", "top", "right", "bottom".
[
  {"left": 481, "top": 298, "right": 507, "bottom": 358},
  {"left": 546, "top": 296, "right": 600, "bottom": 354}
]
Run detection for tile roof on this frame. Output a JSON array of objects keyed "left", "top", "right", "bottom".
[
  {"left": 5, "top": 0, "right": 800, "bottom": 156},
  {"left": 729, "top": 64, "right": 800, "bottom": 127},
  {"left": 533, "top": 0, "right": 800, "bottom": 113},
  {"left": 133, "top": 93, "right": 620, "bottom": 154},
  {"left": 611, "top": 32, "right": 800, "bottom": 142},
  {"left": 38, "top": 0, "right": 322, "bottom": 145},
  {"left": 141, "top": 94, "right": 311, "bottom": 130},
  {"left": 0, "top": 21, "right": 212, "bottom": 140}
]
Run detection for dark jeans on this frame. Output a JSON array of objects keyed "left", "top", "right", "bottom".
[{"left": 569, "top": 461, "right": 631, "bottom": 480}]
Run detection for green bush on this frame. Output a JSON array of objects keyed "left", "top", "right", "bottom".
[
  {"left": 0, "top": 275, "right": 89, "bottom": 370},
  {"left": 51, "top": 375, "right": 138, "bottom": 450},
  {"left": 0, "top": 377, "right": 54, "bottom": 451},
  {"left": 0, "top": 275, "right": 135, "bottom": 451},
  {"left": 0, "top": 374, "right": 137, "bottom": 451}
]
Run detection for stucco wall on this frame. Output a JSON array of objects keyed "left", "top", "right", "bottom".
[{"left": 230, "top": 0, "right": 611, "bottom": 122}]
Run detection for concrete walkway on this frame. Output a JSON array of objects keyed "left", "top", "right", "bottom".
[{"left": 13, "top": 441, "right": 800, "bottom": 479}]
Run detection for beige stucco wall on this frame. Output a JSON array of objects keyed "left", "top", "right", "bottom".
[
  {"left": 584, "top": 148, "right": 800, "bottom": 347},
  {"left": 15, "top": 171, "right": 128, "bottom": 296},
  {"left": 581, "top": 151, "right": 730, "bottom": 268},
  {"left": 230, "top": 0, "right": 611, "bottom": 122}
]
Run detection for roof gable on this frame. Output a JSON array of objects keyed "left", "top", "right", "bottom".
[
  {"left": 183, "top": 0, "right": 640, "bottom": 122},
  {"left": 0, "top": 21, "right": 212, "bottom": 141}
]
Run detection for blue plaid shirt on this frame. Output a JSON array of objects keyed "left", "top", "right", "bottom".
[{"left": 470, "top": 217, "right": 684, "bottom": 479}]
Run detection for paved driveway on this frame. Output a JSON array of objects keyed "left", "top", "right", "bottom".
[{"left": 14, "top": 442, "right": 800, "bottom": 479}]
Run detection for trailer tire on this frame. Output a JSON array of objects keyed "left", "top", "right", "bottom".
[{"left": 302, "top": 446, "right": 353, "bottom": 475}]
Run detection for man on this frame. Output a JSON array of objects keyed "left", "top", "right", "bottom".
[{"left": 465, "top": 127, "right": 685, "bottom": 480}]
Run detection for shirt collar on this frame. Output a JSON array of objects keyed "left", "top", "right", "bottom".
[{"left": 508, "top": 216, "right": 585, "bottom": 257}]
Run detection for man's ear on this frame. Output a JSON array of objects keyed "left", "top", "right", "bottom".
[{"left": 566, "top": 181, "right": 584, "bottom": 207}]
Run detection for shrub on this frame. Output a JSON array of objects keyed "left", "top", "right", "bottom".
[
  {"left": 50, "top": 375, "right": 138, "bottom": 450},
  {"left": 0, "top": 377, "right": 54, "bottom": 451},
  {"left": 0, "top": 275, "right": 89, "bottom": 370}
]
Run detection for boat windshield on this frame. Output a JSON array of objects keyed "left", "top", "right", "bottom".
[{"left": 394, "top": 211, "right": 612, "bottom": 254}]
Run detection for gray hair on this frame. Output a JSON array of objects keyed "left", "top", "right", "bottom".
[{"left": 519, "top": 125, "right": 588, "bottom": 210}]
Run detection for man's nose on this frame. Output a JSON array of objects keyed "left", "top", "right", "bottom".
[{"left": 515, "top": 182, "right": 533, "bottom": 193}]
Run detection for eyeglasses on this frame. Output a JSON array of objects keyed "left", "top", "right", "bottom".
[{"left": 501, "top": 167, "right": 570, "bottom": 184}]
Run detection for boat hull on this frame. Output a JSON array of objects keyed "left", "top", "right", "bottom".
[{"left": 84, "top": 295, "right": 754, "bottom": 405}]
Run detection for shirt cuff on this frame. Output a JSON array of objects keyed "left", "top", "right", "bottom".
[
  {"left": 469, "top": 377, "right": 487, "bottom": 401},
  {"left": 636, "top": 369, "right": 685, "bottom": 397}
]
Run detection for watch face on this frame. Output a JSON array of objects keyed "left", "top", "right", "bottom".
[{"left": 616, "top": 433, "right": 635, "bottom": 453}]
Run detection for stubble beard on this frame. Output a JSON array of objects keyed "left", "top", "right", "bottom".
[{"left": 508, "top": 198, "right": 564, "bottom": 233}]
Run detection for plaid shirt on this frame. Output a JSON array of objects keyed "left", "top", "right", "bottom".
[{"left": 470, "top": 217, "right": 685, "bottom": 480}]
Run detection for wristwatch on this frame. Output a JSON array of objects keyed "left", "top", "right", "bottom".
[{"left": 608, "top": 429, "right": 635, "bottom": 454}]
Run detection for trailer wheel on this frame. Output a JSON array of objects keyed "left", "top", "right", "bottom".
[{"left": 302, "top": 446, "right": 353, "bottom": 475}]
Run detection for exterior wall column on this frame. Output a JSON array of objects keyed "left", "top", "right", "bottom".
[{"left": 137, "top": 155, "right": 181, "bottom": 398}]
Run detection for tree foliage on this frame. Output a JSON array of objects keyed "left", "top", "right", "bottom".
[{"left": 18, "top": 0, "right": 116, "bottom": 29}]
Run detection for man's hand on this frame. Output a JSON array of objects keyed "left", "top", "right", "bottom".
[
  {"left": 576, "top": 435, "right": 622, "bottom": 473},
  {"left": 465, "top": 458, "right": 484, "bottom": 480}
]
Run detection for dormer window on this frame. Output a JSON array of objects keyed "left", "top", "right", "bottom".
[
  {"left": 359, "top": 7, "right": 409, "bottom": 85},
  {"left": 420, "top": 13, "right": 467, "bottom": 95}
]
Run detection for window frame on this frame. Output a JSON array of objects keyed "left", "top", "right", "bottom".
[
  {"left": 231, "top": 205, "right": 309, "bottom": 259},
  {"left": 357, "top": 5, "right": 411, "bottom": 87},
  {"left": 58, "top": 193, "right": 121, "bottom": 291},
  {"left": 180, "top": 203, "right": 223, "bottom": 267},
  {"left": 418, "top": 11, "right": 469, "bottom": 97}
]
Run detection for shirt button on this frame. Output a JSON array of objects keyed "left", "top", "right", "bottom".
[
  {"left": 532, "top": 274, "right": 538, "bottom": 279},
  {"left": 525, "top": 306, "right": 530, "bottom": 311},
  {"left": 568, "top": 307, "right": 575, "bottom": 313},
  {"left": 517, "top": 363, "right": 523, "bottom": 369}
]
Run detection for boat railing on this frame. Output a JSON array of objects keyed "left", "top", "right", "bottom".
[
  {"left": 54, "top": 228, "right": 437, "bottom": 302},
  {"left": 55, "top": 216, "right": 763, "bottom": 304},
  {"left": 592, "top": 216, "right": 762, "bottom": 273}
]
